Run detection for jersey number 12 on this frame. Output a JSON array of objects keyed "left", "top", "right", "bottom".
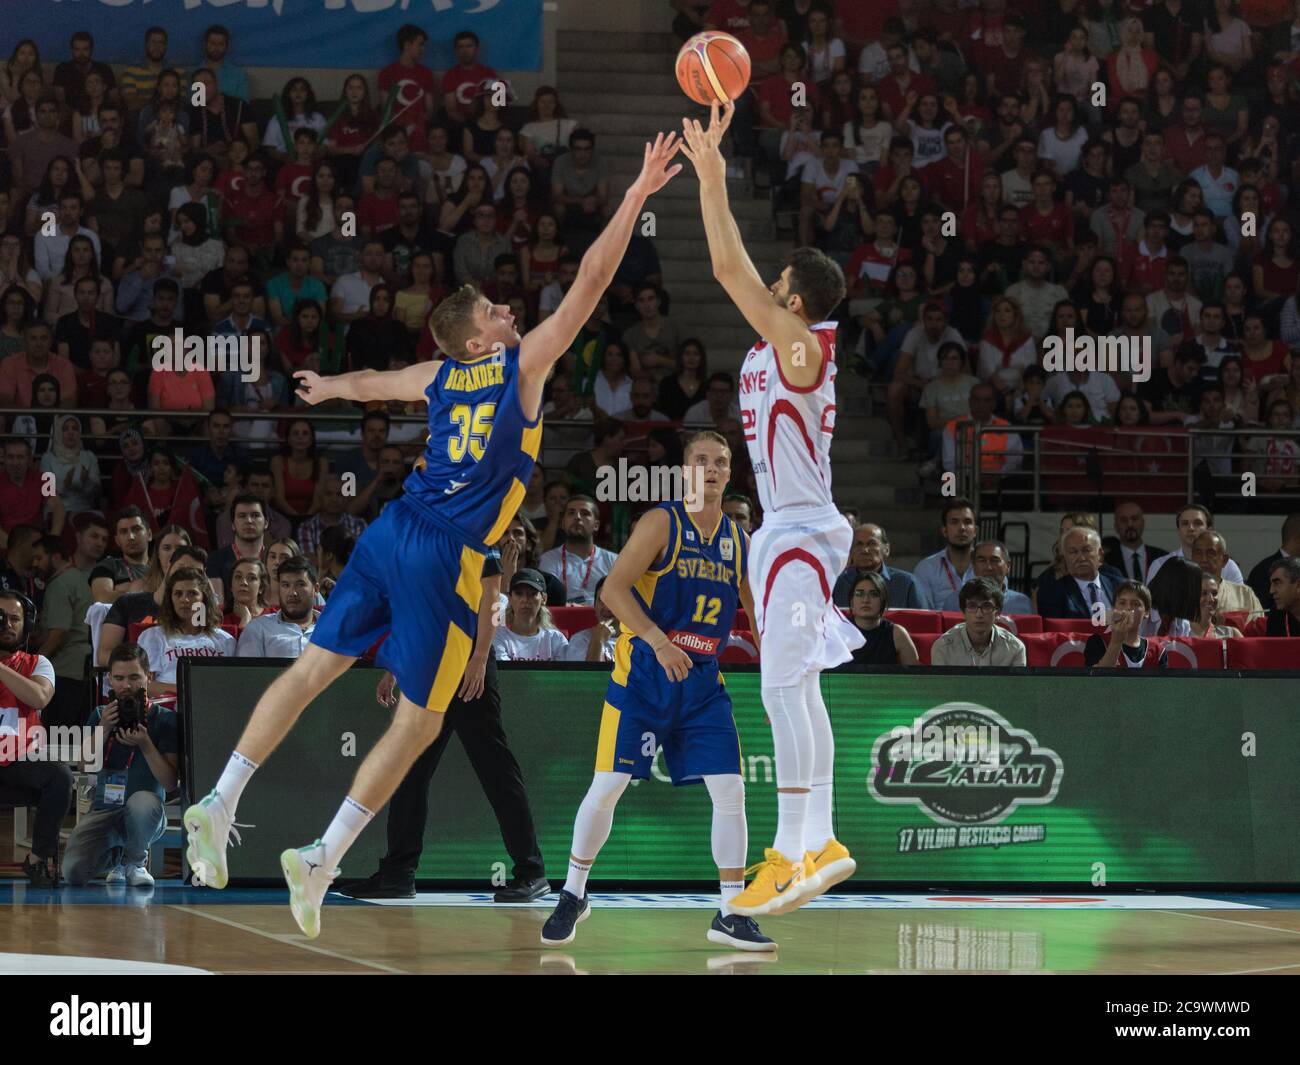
[{"left": 691, "top": 595, "right": 722, "bottom": 625}]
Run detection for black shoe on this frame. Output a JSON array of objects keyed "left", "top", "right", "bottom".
[
  {"left": 494, "top": 876, "right": 551, "bottom": 903},
  {"left": 540, "top": 889, "right": 590, "bottom": 946},
  {"left": 336, "top": 870, "right": 416, "bottom": 899},
  {"left": 22, "top": 854, "right": 55, "bottom": 888},
  {"left": 707, "top": 911, "right": 777, "bottom": 952}
]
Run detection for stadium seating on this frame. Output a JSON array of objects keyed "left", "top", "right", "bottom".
[
  {"left": 882, "top": 609, "right": 942, "bottom": 633},
  {"left": 1225, "top": 639, "right": 1300, "bottom": 670},
  {"left": 548, "top": 606, "right": 596, "bottom": 636},
  {"left": 128, "top": 622, "right": 240, "bottom": 642},
  {"left": 1043, "top": 617, "right": 1097, "bottom": 633}
]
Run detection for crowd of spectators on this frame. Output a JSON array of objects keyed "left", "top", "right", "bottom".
[{"left": 670, "top": 0, "right": 1300, "bottom": 490}]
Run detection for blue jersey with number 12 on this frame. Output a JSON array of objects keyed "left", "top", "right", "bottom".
[{"left": 405, "top": 345, "right": 542, "bottom": 546}]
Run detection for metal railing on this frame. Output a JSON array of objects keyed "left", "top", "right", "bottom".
[{"left": 958, "top": 423, "right": 1300, "bottom": 510}]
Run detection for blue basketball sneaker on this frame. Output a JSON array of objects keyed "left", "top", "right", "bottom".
[
  {"left": 707, "top": 911, "right": 777, "bottom": 952},
  {"left": 540, "top": 889, "right": 590, "bottom": 946}
]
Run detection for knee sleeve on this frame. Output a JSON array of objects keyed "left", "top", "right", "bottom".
[
  {"left": 764, "top": 683, "right": 813, "bottom": 789},
  {"left": 703, "top": 773, "right": 745, "bottom": 815}
]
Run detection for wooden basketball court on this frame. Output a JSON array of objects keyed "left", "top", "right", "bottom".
[{"left": 4, "top": 883, "right": 1300, "bottom": 975}]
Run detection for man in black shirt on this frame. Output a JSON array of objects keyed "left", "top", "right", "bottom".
[
  {"left": 1143, "top": 0, "right": 1203, "bottom": 82},
  {"left": 200, "top": 244, "right": 266, "bottom": 325},
  {"left": 0, "top": 525, "right": 48, "bottom": 610},
  {"left": 380, "top": 192, "right": 439, "bottom": 288},
  {"left": 88, "top": 507, "right": 152, "bottom": 604},
  {"left": 55, "top": 277, "right": 122, "bottom": 369},
  {"left": 978, "top": 205, "right": 1028, "bottom": 291},
  {"left": 52, "top": 31, "right": 118, "bottom": 107},
  {"left": 1138, "top": 347, "right": 1204, "bottom": 425}
]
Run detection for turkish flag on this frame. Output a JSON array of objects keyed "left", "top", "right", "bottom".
[{"left": 120, "top": 467, "right": 210, "bottom": 550}]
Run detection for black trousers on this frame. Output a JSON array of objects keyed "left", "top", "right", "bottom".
[
  {"left": 42, "top": 677, "right": 89, "bottom": 729},
  {"left": 0, "top": 760, "right": 75, "bottom": 860},
  {"left": 380, "top": 658, "right": 545, "bottom": 882}
]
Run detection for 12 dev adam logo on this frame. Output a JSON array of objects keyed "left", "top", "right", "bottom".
[{"left": 869, "top": 704, "right": 1063, "bottom": 854}]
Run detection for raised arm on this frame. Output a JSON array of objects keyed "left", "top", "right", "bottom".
[
  {"left": 680, "top": 100, "right": 821, "bottom": 386},
  {"left": 517, "top": 131, "right": 681, "bottom": 409},
  {"left": 293, "top": 358, "right": 442, "bottom": 406}
]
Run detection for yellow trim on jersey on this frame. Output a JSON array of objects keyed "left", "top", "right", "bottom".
[
  {"left": 425, "top": 622, "right": 473, "bottom": 712},
  {"left": 610, "top": 631, "right": 634, "bottom": 686},
  {"left": 594, "top": 701, "right": 622, "bottom": 772},
  {"left": 484, "top": 476, "right": 527, "bottom": 546},
  {"left": 646, "top": 507, "right": 682, "bottom": 578},
  {"left": 455, "top": 545, "right": 485, "bottom": 611},
  {"left": 684, "top": 507, "right": 723, "bottom": 546},
  {"left": 731, "top": 518, "right": 747, "bottom": 593},
  {"left": 520, "top": 421, "right": 543, "bottom": 461}
]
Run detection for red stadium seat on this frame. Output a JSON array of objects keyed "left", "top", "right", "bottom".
[
  {"left": 940, "top": 611, "right": 962, "bottom": 631},
  {"left": 1222, "top": 611, "right": 1252, "bottom": 632},
  {"left": 1003, "top": 614, "right": 1043, "bottom": 633},
  {"left": 1021, "top": 632, "right": 1090, "bottom": 666},
  {"left": 549, "top": 606, "right": 596, "bottom": 637},
  {"left": 734, "top": 609, "right": 750, "bottom": 629},
  {"left": 1225, "top": 639, "right": 1300, "bottom": 670},
  {"left": 883, "top": 609, "right": 942, "bottom": 633},
  {"left": 910, "top": 632, "right": 939, "bottom": 664},
  {"left": 127, "top": 622, "right": 150, "bottom": 642},
  {"left": 1043, "top": 617, "right": 1096, "bottom": 633},
  {"left": 1147, "top": 636, "right": 1228, "bottom": 669}
]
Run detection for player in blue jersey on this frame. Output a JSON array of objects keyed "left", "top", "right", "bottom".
[
  {"left": 540, "top": 431, "right": 776, "bottom": 952},
  {"left": 184, "top": 134, "right": 683, "bottom": 939}
]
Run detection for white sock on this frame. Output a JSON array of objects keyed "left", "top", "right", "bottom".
[
  {"left": 563, "top": 858, "right": 593, "bottom": 898},
  {"left": 774, "top": 790, "right": 809, "bottom": 861},
  {"left": 319, "top": 796, "right": 374, "bottom": 871},
  {"left": 764, "top": 683, "right": 812, "bottom": 860},
  {"left": 215, "top": 751, "right": 258, "bottom": 813},
  {"left": 720, "top": 880, "right": 744, "bottom": 916},
  {"left": 805, "top": 780, "right": 835, "bottom": 851}
]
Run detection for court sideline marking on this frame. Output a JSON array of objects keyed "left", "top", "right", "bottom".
[
  {"left": 1158, "top": 908, "right": 1300, "bottom": 974},
  {"left": 170, "top": 905, "right": 407, "bottom": 974}
]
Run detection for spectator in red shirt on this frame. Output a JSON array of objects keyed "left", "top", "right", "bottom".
[
  {"left": 978, "top": 14, "right": 1030, "bottom": 98},
  {"left": 1107, "top": 16, "right": 1159, "bottom": 104},
  {"left": 0, "top": 437, "right": 66, "bottom": 538},
  {"left": 705, "top": 0, "right": 753, "bottom": 33},
  {"left": 925, "top": 125, "right": 985, "bottom": 213},
  {"left": 223, "top": 153, "right": 279, "bottom": 270},
  {"left": 1163, "top": 94, "right": 1210, "bottom": 174},
  {"left": 876, "top": 43, "right": 938, "bottom": 121},
  {"left": 378, "top": 23, "right": 436, "bottom": 152},
  {"left": 750, "top": 44, "right": 821, "bottom": 163},
  {"left": 1123, "top": 212, "right": 1174, "bottom": 294},
  {"left": 735, "top": 0, "right": 786, "bottom": 82},
  {"left": 442, "top": 30, "right": 498, "bottom": 125},
  {"left": 1020, "top": 170, "right": 1074, "bottom": 261},
  {"left": 359, "top": 156, "right": 401, "bottom": 238},
  {"left": 0, "top": 320, "right": 79, "bottom": 408}
]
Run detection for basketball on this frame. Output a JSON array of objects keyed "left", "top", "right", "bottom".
[{"left": 675, "top": 31, "right": 751, "bottom": 106}]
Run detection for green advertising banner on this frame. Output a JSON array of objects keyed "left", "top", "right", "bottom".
[{"left": 183, "top": 661, "right": 1300, "bottom": 886}]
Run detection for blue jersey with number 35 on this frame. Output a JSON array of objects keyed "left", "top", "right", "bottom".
[{"left": 404, "top": 345, "right": 542, "bottom": 547}]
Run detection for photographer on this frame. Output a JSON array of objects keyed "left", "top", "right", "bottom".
[
  {"left": 63, "top": 643, "right": 179, "bottom": 886},
  {"left": 0, "top": 589, "right": 69, "bottom": 888}
]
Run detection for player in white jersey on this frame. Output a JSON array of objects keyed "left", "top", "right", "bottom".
[{"left": 681, "top": 102, "right": 863, "bottom": 917}]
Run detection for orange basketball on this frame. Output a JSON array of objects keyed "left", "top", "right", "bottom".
[{"left": 675, "top": 31, "right": 751, "bottom": 106}]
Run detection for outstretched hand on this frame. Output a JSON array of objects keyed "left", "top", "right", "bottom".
[
  {"left": 293, "top": 370, "right": 333, "bottom": 406},
  {"left": 679, "top": 100, "right": 734, "bottom": 183},
  {"left": 630, "top": 130, "right": 684, "bottom": 197}
]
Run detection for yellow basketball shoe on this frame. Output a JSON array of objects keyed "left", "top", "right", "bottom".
[
  {"left": 728, "top": 849, "right": 808, "bottom": 917},
  {"left": 802, "top": 839, "right": 857, "bottom": 900}
]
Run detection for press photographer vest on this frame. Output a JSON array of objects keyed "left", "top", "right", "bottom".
[{"left": 0, "top": 650, "right": 42, "bottom": 767}]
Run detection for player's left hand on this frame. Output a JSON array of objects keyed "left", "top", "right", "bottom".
[
  {"left": 680, "top": 100, "right": 734, "bottom": 183},
  {"left": 458, "top": 655, "right": 487, "bottom": 702},
  {"left": 629, "top": 130, "right": 683, "bottom": 197}
]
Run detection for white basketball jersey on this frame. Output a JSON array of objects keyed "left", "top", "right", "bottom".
[{"left": 738, "top": 321, "right": 838, "bottom": 513}]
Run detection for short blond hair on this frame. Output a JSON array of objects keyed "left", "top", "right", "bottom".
[
  {"left": 684, "top": 430, "right": 730, "bottom": 462},
  {"left": 428, "top": 284, "right": 484, "bottom": 359}
]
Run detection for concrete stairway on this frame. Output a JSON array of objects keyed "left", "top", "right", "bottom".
[{"left": 557, "top": 28, "right": 925, "bottom": 549}]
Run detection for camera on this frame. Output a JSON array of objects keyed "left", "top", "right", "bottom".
[{"left": 115, "top": 688, "right": 148, "bottom": 732}]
